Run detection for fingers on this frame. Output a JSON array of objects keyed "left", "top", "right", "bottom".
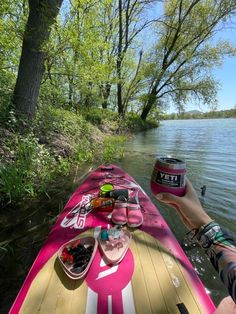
[
  {"left": 154, "top": 180, "right": 213, "bottom": 230},
  {"left": 185, "top": 178, "right": 198, "bottom": 197},
  {"left": 155, "top": 192, "right": 184, "bottom": 207},
  {"left": 155, "top": 192, "right": 194, "bottom": 229},
  {"left": 155, "top": 178, "right": 195, "bottom": 204}
]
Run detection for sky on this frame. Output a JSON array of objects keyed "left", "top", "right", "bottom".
[
  {"left": 212, "top": 27, "right": 236, "bottom": 112},
  {"left": 187, "top": 24, "right": 236, "bottom": 113},
  {"left": 212, "top": 58, "right": 236, "bottom": 111},
  {"left": 177, "top": 49, "right": 236, "bottom": 114}
]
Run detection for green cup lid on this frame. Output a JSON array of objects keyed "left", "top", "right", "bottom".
[{"left": 100, "top": 183, "right": 113, "bottom": 192}]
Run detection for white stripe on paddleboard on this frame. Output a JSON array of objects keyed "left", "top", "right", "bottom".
[
  {"left": 108, "top": 295, "right": 112, "bottom": 314},
  {"left": 122, "top": 282, "right": 136, "bottom": 314},
  {"left": 86, "top": 287, "right": 98, "bottom": 314},
  {"left": 100, "top": 257, "right": 107, "bottom": 267},
  {"left": 96, "top": 264, "right": 119, "bottom": 280}
]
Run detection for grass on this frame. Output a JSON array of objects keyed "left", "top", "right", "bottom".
[{"left": 0, "top": 106, "right": 129, "bottom": 204}]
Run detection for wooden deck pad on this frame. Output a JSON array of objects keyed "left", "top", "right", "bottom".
[{"left": 20, "top": 229, "right": 205, "bottom": 314}]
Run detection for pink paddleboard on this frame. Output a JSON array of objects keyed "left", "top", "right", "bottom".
[{"left": 9, "top": 164, "right": 216, "bottom": 314}]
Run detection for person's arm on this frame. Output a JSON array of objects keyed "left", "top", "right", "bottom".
[{"left": 155, "top": 179, "right": 236, "bottom": 303}]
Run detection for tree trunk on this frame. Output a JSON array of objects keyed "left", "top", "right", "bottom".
[
  {"left": 117, "top": 78, "right": 123, "bottom": 115},
  {"left": 140, "top": 90, "right": 157, "bottom": 121},
  {"left": 68, "top": 75, "right": 75, "bottom": 108},
  {"left": 101, "top": 83, "right": 111, "bottom": 109},
  {"left": 117, "top": 0, "right": 124, "bottom": 116},
  {"left": 13, "top": 0, "right": 63, "bottom": 119},
  {"left": 68, "top": 81, "right": 73, "bottom": 107}
]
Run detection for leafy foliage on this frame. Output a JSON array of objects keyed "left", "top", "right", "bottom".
[
  {"left": 0, "top": 106, "right": 130, "bottom": 203},
  {"left": 0, "top": 134, "right": 55, "bottom": 201},
  {"left": 79, "top": 107, "right": 119, "bottom": 125},
  {"left": 0, "top": 1, "right": 28, "bottom": 123},
  {"left": 101, "top": 135, "right": 126, "bottom": 163},
  {"left": 34, "top": 105, "right": 91, "bottom": 137}
]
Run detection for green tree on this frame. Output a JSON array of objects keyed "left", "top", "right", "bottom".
[
  {"left": 116, "top": 0, "right": 154, "bottom": 117},
  {"left": 38, "top": 0, "right": 156, "bottom": 117},
  {"left": 41, "top": 0, "right": 117, "bottom": 111},
  {"left": 140, "top": 0, "right": 236, "bottom": 121}
]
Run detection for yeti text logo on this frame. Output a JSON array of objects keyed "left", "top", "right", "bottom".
[{"left": 160, "top": 173, "right": 178, "bottom": 181}]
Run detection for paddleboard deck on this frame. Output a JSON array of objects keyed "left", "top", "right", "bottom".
[{"left": 10, "top": 165, "right": 215, "bottom": 314}]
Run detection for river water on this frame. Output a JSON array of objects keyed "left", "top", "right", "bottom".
[{"left": 117, "top": 118, "right": 236, "bottom": 305}]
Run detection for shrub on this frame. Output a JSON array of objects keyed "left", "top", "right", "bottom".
[
  {"left": 0, "top": 134, "right": 55, "bottom": 202},
  {"left": 121, "top": 112, "right": 159, "bottom": 132},
  {"left": 80, "top": 107, "right": 119, "bottom": 125},
  {"left": 34, "top": 105, "right": 91, "bottom": 137},
  {"left": 74, "top": 139, "right": 94, "bottom": 164},
  {"left": 101, "top": 135, "right": 126, "bottom": 163}
]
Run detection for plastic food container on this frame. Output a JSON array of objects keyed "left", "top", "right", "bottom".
[{"left": 57, "top": 236, "right": 98, "bottom": 279}]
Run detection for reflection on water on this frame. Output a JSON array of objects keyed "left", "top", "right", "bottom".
[{"left": 117, "top": 118, "right": 236, "bottom": 305}]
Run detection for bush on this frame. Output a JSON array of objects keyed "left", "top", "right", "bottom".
[
  {"left": 121, "top": 112, "right": 159, "bottom": 132},
  {"left": 80, "top": 107, "right": 119, "bottom": 125},
  {"left": 0, "top": 106, "right": 96, "bottom": 203},
  {"left": 34, "top": 105, "right": 91, "bottom": 138},
  {"left": 0, "top": 94, "right": 15, "bottom": 127},
  {"left": 0, "top": 104, "right": 159, "bottom": 204},
  {"left": 74, "top": 139, "right": 94, "bottom": 164},
  {"left": 101, "top": 135, "right": 126, "bottom": 163},
  {"left": 0, "top": 105, "right": 111, "bottom": 203},
  {"left": 0, "top": 134, "right": 55, "bottom": 201}
]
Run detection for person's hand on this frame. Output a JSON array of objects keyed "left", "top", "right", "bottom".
[
  {"left": 214, "top": 296, "right": 236, "bottom": 314},
  {"left": 155, "top": 178, "right": 213, "bottom": 230}
]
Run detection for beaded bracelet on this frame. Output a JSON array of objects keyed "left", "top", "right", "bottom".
[{"left": 184, "top": 221, "right": 220, "bottom": 249}]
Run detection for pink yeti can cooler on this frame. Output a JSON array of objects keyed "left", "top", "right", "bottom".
[{"left": 150, "top": 157, "right": 186, "bottom": 197}]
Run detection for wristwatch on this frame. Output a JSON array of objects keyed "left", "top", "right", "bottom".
[{"left": 196, "top": 222, "right": 221, "bottom": 249}]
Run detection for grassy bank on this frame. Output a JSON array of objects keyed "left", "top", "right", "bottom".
[{"left": 0, "top": 106, "right": 158, "bottom": 206}]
